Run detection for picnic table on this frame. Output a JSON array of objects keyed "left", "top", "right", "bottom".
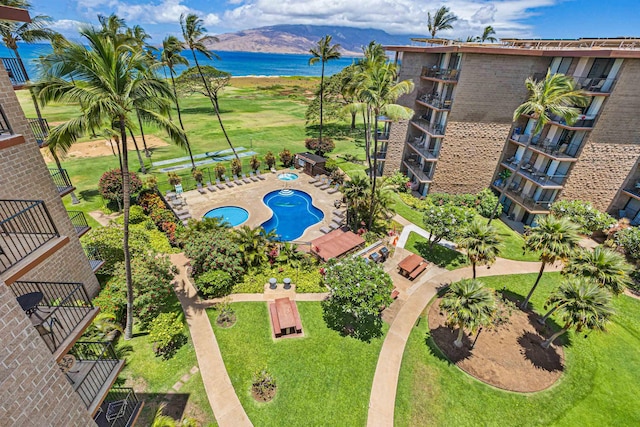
[{"left": 398, "top": 254, "right": 428, "bottom": 280}]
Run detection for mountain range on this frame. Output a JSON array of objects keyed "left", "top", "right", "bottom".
[{"left": 202, "top": 25, "right": 416, "bottom": 56}]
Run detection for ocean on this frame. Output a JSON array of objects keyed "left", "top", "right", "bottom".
[{"left": 0, "top": 43, "right": 360, "bottom": 79}]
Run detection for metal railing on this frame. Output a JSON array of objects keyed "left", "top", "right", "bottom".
[
  {"left": 0, "top": 200, "right": 59, "bottom": 273},
  {"left": 83, "top": 245, "right": 105, "bottom": 273},
  {"left": 1, "top": 57, "right": 28, "bottom": 86},
  {"left": 548, "top": 114, "right": 595, "bottom": 128},
  {"left": 417, "top": 94, "right": 453, "bottom": 110},
  {"left": 533, "top": 73, "right": 617, "bottom": 93},
  {"left": 404, "top": 160, "right": 433, "bottom": 182},
  {"left": 28, "top": 118, "right": 49, "bottom": 147},
  {"left": 68, "top": 211, "right": 90, "bottom": 236},
  {"left": 407, "top": 138, "right": 439, "bottom": 159},
  {"left": 48, "top": 168, "right": 74, "bottom": 195},
  {"left": 504, "top": 188, "right": 553, "bottom": 211},
  {"left": 422, "top": 66, "right": 460, "bottom": 81},
  {"left": 0, "top": 103, "right": 13, "bottom": 136},
  {"left": 68, "top": 341, "right": 121, "bottom": 410},
  {"left": 412, "top": 119, "right": 445, "bottom": 136},
  {"left": 94, "top": 387, "right": 142, "bottom": 427},
  {"left": 11, "top": 280, "right": 94, "bottom": 354}
]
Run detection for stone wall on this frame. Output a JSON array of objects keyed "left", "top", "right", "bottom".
[{"left": 383, "top": 120, "right": 409, "bottom": 176}]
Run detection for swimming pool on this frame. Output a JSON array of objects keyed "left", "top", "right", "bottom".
[
  {"left": 204, "top": 206, "right": 249, "bottom": 227},
  {"left": 261, "top": 190, "right": 323, "bottom": 240},
  {"left": 277, "top": 172, "right": 298, "bottom": 181}
]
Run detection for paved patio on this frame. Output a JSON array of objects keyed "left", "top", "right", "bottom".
[{"left": 178, "top": 169, "right": 342, "bottom": 242}]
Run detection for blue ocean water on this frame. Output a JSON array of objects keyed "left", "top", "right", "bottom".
[{"left": 0, "top": 43, "right": 359, "bottom": 79}]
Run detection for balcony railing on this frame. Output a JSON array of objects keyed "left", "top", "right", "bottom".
[
  {"left": 404, "top": 160, "right": 433, "bottom": 182},
  {"left": 0, "top": 200, "right": 59, "bottom": 274},
  {"left": 374, "top": 150, "right": 387, "bottom": 160},
  {"left": 28, "top": 118, "right": 50, "bottom": 147},
  {"left": 67, "top": 341, "right": 124, "bottom": 412},
  {"left": 533, "top": 73, "right": 617, "bottom": 93},
  {"left": 421, "top": 66, "right": 459, "bottom": 81},
  {"left": 11, "top": 280, "right": 96, "bottom": 356},
  {"left": 416, "top": 93, "right": 453, "bottom": 110},
  {"left": 376, "top": 130, "right": 390, "bottom": 140},
  {"left": 68, "top": 211, "right": 90, "bottom": 237},
  {"left": 1, "top": 57, "right": 28, "bottom": 86},
  {"left": 94, "top": 387, "right": 143, "bottom": 427},
  {"left": 411, "top": 119, "right": 445, "bottom": 137},
  {"left": 548, "top": 114, "right": 595, "bottom": 129},
  {"left": 84, "top": 245, "right": 105, "bottom": 273},
  {"left": 407, "top": 138, "right": 438, "bottom": 160},
  {"left": 502, "top": 187, "right": 553, "bottom": 213},
  {"left": 0, "top": 103, "right": 14, "bottom": 137},
  {"left": 509, "top": 134, "right": 579, "bottom": 161},
  {"left": 49, "top": 168, "right": 75, "bottom": 196}
]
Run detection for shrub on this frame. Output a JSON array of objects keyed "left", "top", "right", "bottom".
[
  {"left": 475, "top": 188, "right": 501, "bottom": 218},
  {"left": 252, "top": 369, "right": 276, "bottom": 401},
  {"left": 230, "top": 158, "right": 242, "bottom": 176},
  {"left": 305, "top": 137, "right": 335, "bottom": 156},
  {"left": 98, "top": 169, "right": 142, "bottom": 205},
  {"left": 279, "top": 148, "right": 293, "bottom": 167},
  {"left": 264, "top": 151, "right": 276, "bottom": 169},
  {"left": 145, "top": 175, "right": 158, "bottom": 190},
  {"left": 167, "top": 172, "right": 181, "bottom": 186},
  {"left": 149, "top": 312, "right": 185, "bottom": 359},
  {"left": 387, "top": 172, "right": 410, "bottom": 193},
  {"left": 550, "top": 200, "right": 616, "bottom": 234},
  {"left": 234, "top": 265, "right": 324, "bottom": 293},
  {"left": 137, "top": 190, "right": 165, "bottom": 214},
  {"left": 324, "top": 158, "right": 338, "bottom": 173},
  {"left": 195, "top": 270, "right": 234, "bottom": 298},
  {"left": 249, "top": 155, "right": 261, "bottom": 172},
  {"left": 183, "top": 230, "right": 245, "bottom": 280},
  {"left": 191, "top": 168, "right": 204, "bottom": 183},
  {"left": 215, "top": 163, "right": 226, "bottom": 179},
  {"left": 399, "top": 193, "right": 431, "bottom": 210},
  {"left": 128, "top": 205, "right": 147, "bottom": 224},
  {"left": 616, "top": 226, "right": 640, "bottom": 261},
  {"left": 82, "top": 225, "right": 149, "bottom": 274}
]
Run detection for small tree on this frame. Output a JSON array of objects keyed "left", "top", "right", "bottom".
[
  {"left": 279, "top": 149, "right": 293, "bottom": 167},
  {"left": 183, "top": 230, "right": 245, "bottom": 279},
  {"left": 167, "top": 172, "right": 181, "bottom": 186},
  {"left": 564, "top": 246, "right": 632, "bottom": 295},
  {"left": 458, "top": 219, "right": 503, "bottom": 279},
  {"left": 230, "top": 158, "right": 242, "bottom": 176},
  {"left": 149, "top": 312, "right": 185, "bottom": 359},
  {"left": 249, "top": 154, "right": 261, "bottom": 172},
  {"left": 176, "top": 65, "right": 231, "bottom": 113},
  {"left": 264, "top": 151, "right": 276, "bottom": 169},
  {"left": 305, "top": 137, "right": 335, "bottom": 156},
  {"left": 98, "top": 169, "right": 142, "bottom": 210},
  {"left": 550, "top": 200, "right": 616, "bottom": 235},
  {"left": 191, "top": 168, "right": 204, "bottom": 183},
  {"left": 215, "top": 163, "right": 226, "bottom": 180},
  {"left": 195, "top": 270, "right": 234, "bottom": 298},
  {"left": 422, "top": 204, "right": 475, "bottom": 248}
]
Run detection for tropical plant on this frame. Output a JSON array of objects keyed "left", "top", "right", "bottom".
[
  {"left": 439, "top": 279, "right": 496, "bottom": 348},
  {"left": 183, "top": 230, "right": 244, "bottom": 279},
  {"left": 488, "top": 71, "right": 589, "bottom": 222},
  {"left": 180, "top": 13, "right": 239, "bottom": 161},
  {"left": 149, "top": 312, "right": 185, "bottom": 359},
  {"left": 304, "top": 137, "right": 335, "bottom": 156},
  {"left": 550, "top": 199, "right": 616, "bottom": 235},
  {"left": 422, "top": 203, "right": 475, "bottom": 248},
  {"left": 98, "top": 169, "right": 142, "bottom": 210},
  {"left": 564, "top": 246, "right": 632, "bottom": 295},
  {"left": 427, "top": 6, "right": 458, "bottom": 38},
  {"left": 264, "top": 151, "right": 276, "bottom": 169},
  {"left": 541, "top": 278, "right": 614, "bottom": 348},
  {"left": 150, "top": 403, "right": 198, "bottom": 427},
  {"left": 167, "top": 172, "right": 181, "bottom": 186},
  {"left": 195, "top": 270, "right": 233, "bottom": 298},
  {"left": 230, "top": 158, "right": 242, "bottom": 176},
  {"left": 191, "top": 168, "right": 204, "bottom": 183},
  {"left": 233, "top": 225, "right": 274, "bottom": 269},
  {"left": 83, "top": 312, "right": 123, "bottom": 341},
  {"left": 249, "top": 154, "right": 261, "bottom": 172},
  {"left": 521, "top": 215, "right": 581, "bottom": 309},
  {"left": 477, "top": 25, "right": 497, "bottom": 42},
  {"left": 459, "top": 219, "right": 503, "bottom": 278},
  {"left": 214, "top": 163, "right": 226, "bottom": 179},
  {"left": 309, "top": 35, "right": 342, "bottom": 144},
  {"left": 279, "top": 148, "right": 293, "bottom": 167},
  {"left": 177, "top": 216, "right": 230, "bottom": 244},
  {"left": 342, "top": 174, "right": 370, "bottom": 229}
]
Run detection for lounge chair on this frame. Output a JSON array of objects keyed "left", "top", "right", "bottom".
[
  {"left": 329, "top": 220, "right": 342, "bottom": 230},
  {"left": 320, "top": 180, "right": 332, "bottom": 190},
  {"left": 308, "top": 174, "right": 320, "bottom": 184},
  {"left": 320, "top": 226, "right": 331, "bottom": 234},
  {"left": 249, "top": 171, "right": 259, "bottom": 182},
  {"left": 327, "top": 184, "right": 340, "bottom": 194},
  {"left": 215, "top": 179, "right": 226, "bottom": 190},
  {"left": 333, "top": 209, "right": 345, "bottom": 218},
  {"left": 233, "top": 175, "right": 244, "bottom": 185},
  {"left": 331, "top": 215, "right": 343, "bottom": 225},
  {"left": 196, "top": 183, "right": 206, "bottom": 194},
  {"left": 241, "top": 173, "right": 252, "bottom": 184},
  {"left": 206, "top": 181, "right": 217, "bottom": 192},
  {"left": 314, "top": 177, "right": 327, "bottom": 187},
  {"left": 224, "top": 177, "right": 235, "bottom": 188},
  {"left": 271, "top": 167, "right": 277, "bottom": 173},
  {"left": 256, "top": 170, "right": 266, "bottom": 180}
]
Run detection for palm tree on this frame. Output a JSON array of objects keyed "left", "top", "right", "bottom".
[
  {"left": 233, "top": 225, "right": 272, "bottom": 268},
  {"left": 342, "top": 174, "right": 370, "bottom": 229},
  {"left": 488, "top": 71, "right": 588, "bottom": 223},
  {"left": 161, "top": 35, "right": 196, "bottom": 169},
  {"left": 180, "top": 13, "right": 240, "bottom": 162},
  {"left": 478, "top": 26, "right": 497, "bottom": 42},
  {"left": 459, "top": 219, "right": 503, "bottom": 279},
  {"left": 33, "top": 27, "right": 186, "bottom": 339},
  {"left": 564, "top": 246, "right": 632, "bottom": 295},
  {"left": 540, "top": 278, "right": 614, "bottom": 348},
  {"left": 439, "top": 279, "right": 496, "bottom": 348},
  {"left": 427, "top": 6, "right": 458, "bottom": 38},
  {"left": 309, "top": 35, "right": 342, "bottom": 144},
  {"left": 521, "top": 215, "right": 581, "bottom": 309}
]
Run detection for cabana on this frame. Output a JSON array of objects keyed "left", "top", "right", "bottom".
[
  {"left": 295, "top": 152, "right": 327, "bottom": 176},
  {"left": 310, "top": 229, "right": 365, "bottom": 262}
]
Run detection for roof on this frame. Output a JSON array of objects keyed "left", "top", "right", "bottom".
[
  {"left": 310, "top": 229, "right": 365, "bottom": 262},
  {"left": 0, "top": 5, "right": 31, "bottom": 22},
  {"left": 296, "top": 152, "right": 326, "bottom": 165}
]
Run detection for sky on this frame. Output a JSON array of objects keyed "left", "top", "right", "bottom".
[{"left": 32, "top": 0, "right": 640, "bottom": 44}]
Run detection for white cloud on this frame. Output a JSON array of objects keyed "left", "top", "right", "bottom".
[
  {"left": 76, "top": 0, "right": 219, "bottom": 26},
  {"left": 50, "top": 19, "right": 85, "bottom": 31}
]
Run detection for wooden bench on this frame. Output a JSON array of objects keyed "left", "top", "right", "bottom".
[
  {"left": 269, "top": 303, "right": 282, "bottom": 338},
  {"left": 290, "top": 300, "right": 303, "bottom": 334},
  {"left": 391, "top": 289, "right": 399, "bottom": 300},
  {"left": 409, "top": 262, "right": 428, "bottom": 280}
]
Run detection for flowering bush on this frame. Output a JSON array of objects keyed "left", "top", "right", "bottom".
[
  {"left": 98, "top": 169, "right": 142, "bottom": 205},
  {"left": 279, "top": 148, "right": 293, "bottom": 167},
  {"left": 550, "top": 199, "right": 616, "bottom": 234},
  {"left": 305, "top": 137, "right": 335, "bottom": 156},
  {"left": 183, "top": 230, "right": 244, "bottom": 280},
  {"left": 264, "top": 151, "right": 276, "bottom": 169},
  {"left": 149, "top": 312, "right": 185, "bottom": 359},
  {"left": 616, "top": 227, "right": 640, "bottom": 261}
]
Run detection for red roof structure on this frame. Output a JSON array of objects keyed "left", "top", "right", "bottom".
[{"left": 310, "top": 229, "right": 365, "bottom": 262}]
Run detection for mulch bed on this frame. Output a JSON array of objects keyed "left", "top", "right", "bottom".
[
  {"left": 428, "top": 298, "right": 564, "bottom": 393},
  {"left": 216, "top": 313, "right": 237, "bottom": 328}
]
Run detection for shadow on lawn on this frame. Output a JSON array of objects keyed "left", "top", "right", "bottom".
[
  {"left": 412, "top": 241, "right": 467, "bottom": 269},
  {"left": 322, "top": 301, "right": 384, "bottom": 343},
  {"left": 134, "top": 393, "right": 190, "bottom": 426},
  {"left": 78, "top": 189, "right": 100, "bottom": 203},
  {"left": 517, "top": 332, "right": 564, "bottom": 372}
]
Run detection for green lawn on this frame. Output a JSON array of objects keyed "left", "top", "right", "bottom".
[
  {"left": 208, "top": 302, "right": 386, "bottom": 426},
  {"left": 404, "top": 231, "right": 468, "bottom": 270},
  {"left": 395, "top": 272, "right": 640, "bottom": 426}
]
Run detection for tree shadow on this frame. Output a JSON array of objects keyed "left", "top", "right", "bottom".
[
  {"left": 517, "top": 332, "right": 564, "bottom": 372},
  {"left": 305, "top": 123, "right": 365, "bottom": 139},
  {"left": 321, "top": 300, "right": 384, "bottom": 342},
  {"left": 526, "top": 311, "right": 571, "bottom": 347},
  {"left": 79, "top": 189, "right": 99, "bottom": 203},
  {"left": 133, "top": 393, "right": 190, "bottom": 426},
  {"left": 427, "top": 325, "right": 473, "bottom": 363},
  {"left": 413, "top": 240, "right": 467, "bottom": 269}
]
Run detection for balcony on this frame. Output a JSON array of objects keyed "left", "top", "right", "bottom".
[
  {"left": 1, "top": 57, "right": 28, "bottom": 87},
  {"left": 49, "top": 168, "right": 75, "bottom": 196},
  {"left": 494, "top": 185, "right": 552, "bottom": 214},
  {"left": 0, "top": 103, "right": 13, "bottom": 137},
  {"left": 411, "top": 119, "right": 445, "bottom": 137},
  {"left": 28, "top": 117, "right": 50, "bottom": 147},
  {"left": 10, "top": 280, "right": 98, "bottom": 359},
  {"left": 0, "top": 200, "right": 59, "bottom": 275},
  {"left": 406, "top": 139, "right": 438, "bottom": 161},
  {"left": 66, "top": 341, "right": 125, "bottom": 415},
  {"left": 416, "top": 94, "right": 452, "bottom": 111},
  {"left": 500, "top": 160, "right": 567, "bottom": 189},
  {"left": 94, "top": 387, "right": 144, "bottom": 427},
  {"left": 374, "top": 150, "right": 387, "bottom": 161},
  {"left": 376, "top": 129, "right": 389, "bottom": 141},
  {"left": 68, "top": 211, "right": 90, "bottom": 237},
  {"left": 84, "top": 245, "right": 105, "bottom": 273},
  {"left": 404, "top": 160, "right": 433, "bottom": 183},
  {"left": 421, "top": 66, "right": 459, "bottom": 83},
  {"left": 508, "top": 134, "right": 579, "bottom": 162},
  {"left": 533, "top": 73, "right": 617, "bottom": 94}
]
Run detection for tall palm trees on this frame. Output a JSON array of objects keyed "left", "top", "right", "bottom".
[
  {"left": 488, "top": 71, "right": 588, "bottom": 223},
  {"left": 521, "top": 215, "right": 581, "bottom": 309},
  {"left": 478, "top": 26, "right": 497, "bottom": 43},
  {"left": 161, "top": 35, "right": 195, "bottom": 169},
  {"left": 564, "top": 246, "right": 632, "bottom": 295},
  {"left": 309, "top": 35, "right": 342, "bottom": 144},
  {"left": 440, "top": 279, "right": 496, "bottom": 348},
  {"left": 459, "top": 219, "right": 503, "bottom": 279},
  {"left": 427, "top": 6, "right": 458, "bottom": 38},
  {"left": 33, "top": 27, "right": 185, "bottom": 339},
  {"left": 180, "top": 13, "right": 240, "bottom": 162}
]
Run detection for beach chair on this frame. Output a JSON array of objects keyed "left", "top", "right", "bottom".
[
  {"left": 308, "top": 174, "right": 320, "bottom": 184},
  {"left": 196, "top": 183, "right": 206, "bottom": 194},
  {"left": 249, "top": 171, "right": 260, "bottom": 182},
  {"left": 256, "top": 170, "right": 266, "bottom": 180},
  {"left": 329, "top": 220, "right": 342, "bottom": 230},
  {"left": 241, "top": 173, "right": 252, "bottom": 184},
  {"left": 215, "top": 179, "right": 226, "bottom": 190},
  {"left": 331, "top": 215, "right": 343, "bottom": 225},
  {"left": 314, "top": 177, "right": 327, "bottom": 187},
  {"left": 206, "top": 181, "right": 217, "bottom": 192},
  {"left": 233, "top": 175, "right": 244, "bottom": 185},
  {"left": 332, "top": 209, "right": 345, "bottom": 218},
  {"left": 320, "top": 226, "right": 331, "bottom": 234},
  {"left": 320, "top": 180, "right": 332, "bottom": 190},
  {"left": 327, "top": 184, "right": 340, "bottom": 194},
  {"left": 224, "top": 177, "right": 235, "bottom": 188}
]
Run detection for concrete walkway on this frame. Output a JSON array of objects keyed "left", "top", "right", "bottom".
[
  {"left": 170, "top": 253, "right": 253, "bottom": 427},
  {"left": 396, "top": 221, "right": 456, "bottom": 250}
]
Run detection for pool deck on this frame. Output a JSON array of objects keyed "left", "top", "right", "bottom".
[{"left": 178, "top": 169, "right": 342, "bottom": 243}]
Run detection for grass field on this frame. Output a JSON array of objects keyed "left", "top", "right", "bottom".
[
  {"left": 395, "top": 272, "right": 640, "bottom": 426},
  {"left": 208, "top": 302, "right": 386, "bottom": 426},
  {"left": 404, "top": 231, "right": 469, "bottom": 270}
]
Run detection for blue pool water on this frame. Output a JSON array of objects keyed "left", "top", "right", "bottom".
[
  {"left": 261, "top": 190, "right": 324, "bottom": 241},
  {"left": 204, "top": 206, "right": 249, "bottom": 227},
  {"left": 278, "top": 172, "right": 299, "bottom": 181}
]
